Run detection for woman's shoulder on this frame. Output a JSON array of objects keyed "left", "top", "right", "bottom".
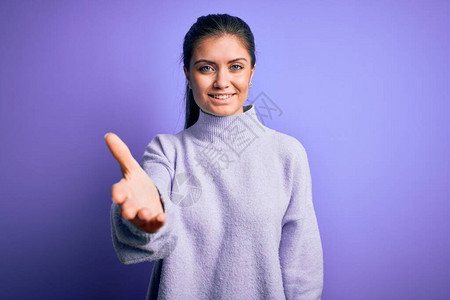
[
  {"left": 267, "top": 129, "right": 308, "bottom": 160},
  {"left": 143, "top": 130, "right": 195, "bottom": 156},
  {"left": 147, "top": 128, "right": 195, "bottom": 146},
  {"left": 147, "top": 132, "right": 179, "bottom": 145},
  {"left": 142, "top": 133, "right": 180, "bottom": 159}
]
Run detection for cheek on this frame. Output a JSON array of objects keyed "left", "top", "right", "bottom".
[
  {"left": 192, "top": 76, "right": 210, "bottom": 92},
  {"left": 236, "top": 71, "right": 252, "bottom": 84},
  {"left": 236, "top": 77, "right": 250, "bottom": 90}
]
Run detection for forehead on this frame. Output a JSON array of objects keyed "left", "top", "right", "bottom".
[{"left": 192, "top": 34, "right": 249, "bottom": 61}]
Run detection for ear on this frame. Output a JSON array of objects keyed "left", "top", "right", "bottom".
[
  {"left": 250, "top": 63, "right": 256, "bottom": 82},
  {"left": 183, "top": 66, "right": 190, "bottom": 82},
  {"left": 183, "top": 66, "right": 192, "bottom": 89}
]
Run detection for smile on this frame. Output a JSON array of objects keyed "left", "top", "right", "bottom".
[
  {"left": 208, "top": 93, "right": 236, "bottom": 100},
  {"left": 208, "top": 93, "right": 236, "bottom": 104}
]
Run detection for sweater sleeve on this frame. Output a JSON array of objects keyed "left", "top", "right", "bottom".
[
  {"left": 110, "top": 134, "right": 178, "bottom": 265},
  {"left": 279, "top": 143, "right": 324, "bottom": 300}
]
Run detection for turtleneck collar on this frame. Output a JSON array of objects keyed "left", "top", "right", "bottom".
[{"left": 188, "top": 104, "right": 268, "bottom": 146}]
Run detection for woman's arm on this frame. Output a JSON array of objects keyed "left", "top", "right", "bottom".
[
  {"left": 279, "top": 142, "right": 324, "bottom": 299},
  {"left": 107, "top": 134, "right": 178, "bottom": 264}
]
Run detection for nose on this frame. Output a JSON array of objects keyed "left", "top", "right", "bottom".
[{"left": 213, "top": 68, "right": 230, "bottom": 89}]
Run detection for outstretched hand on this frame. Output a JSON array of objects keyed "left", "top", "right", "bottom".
[{"left": 105, "top": 132, "right": 165, "bottom": 234}]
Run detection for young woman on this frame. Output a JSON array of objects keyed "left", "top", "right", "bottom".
[{"left": 105, "top": 13, "right": 323, "bottom": 299}]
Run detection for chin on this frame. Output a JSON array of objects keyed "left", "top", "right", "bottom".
[{"left": 208, "top": 105, "right": 243, "bottom": 116}]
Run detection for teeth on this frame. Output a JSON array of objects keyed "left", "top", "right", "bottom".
[{"left": 211, "top": 94, "right": 233, "bottom": 99}]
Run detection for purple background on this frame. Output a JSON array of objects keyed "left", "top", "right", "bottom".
[{"left": 1, "top": 1, "right": 448, "bottom": 299}]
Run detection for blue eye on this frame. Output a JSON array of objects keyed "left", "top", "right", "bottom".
[
  {"left": 199, "top": 66, "right": 212, "bottom": 72},
  {"left": 199, "top": 65, "right": 243, "bottom": 72}
]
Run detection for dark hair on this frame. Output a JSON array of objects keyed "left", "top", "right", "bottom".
[{"left": 180, "top": 13, "right": 257, "bottom": 129}]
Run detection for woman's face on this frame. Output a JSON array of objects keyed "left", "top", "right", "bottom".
[{"left": 183, "top": 34, "right": 255, "bottom": 116}]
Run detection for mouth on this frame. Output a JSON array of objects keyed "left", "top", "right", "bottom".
[{"left": 208, "top": 93, "right": 236, "bottom": 100}]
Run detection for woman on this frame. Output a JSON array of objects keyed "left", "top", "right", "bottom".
[{"left": 105, "top": 13, "right": 323, "bottom": 299}]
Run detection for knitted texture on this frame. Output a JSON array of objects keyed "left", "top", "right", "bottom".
[{"left": 110, "top": 104, "right": 323, "bottom": 299}]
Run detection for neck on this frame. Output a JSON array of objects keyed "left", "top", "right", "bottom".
[{"left": 188, "top": 104, "right": 268, "bottom": 147}]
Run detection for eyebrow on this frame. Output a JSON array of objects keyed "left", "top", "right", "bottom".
[{"left": 193, "top": 57, "right": 248, "bottom": 65}]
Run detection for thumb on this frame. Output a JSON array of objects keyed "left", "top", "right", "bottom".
[{"left": 104, "top": 132, "right": 139, "bottom": 175}]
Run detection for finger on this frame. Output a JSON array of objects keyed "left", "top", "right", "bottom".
[
  {"left": 129, "top": 210, "right": 164, "bottom": 233},
  {"left": 104, "top": 132, "right": 139, "bottom": 175},
  {"left": 111, "top": 179, "right": 129, "bottom": 204},
  {"left": 121, "top": 200, "right": 139, "bottom": 220},
  {"left": 155, "top": 212, "right": 165, "bottom": 223},
  {"left": 137, "top": 207, "right": 152, "bottom": 222},
  {"left": 142, "top": 213, "right": 166, "bottom": 233},
  {"left": 130, "top": 215, "right": 147, "bottom": 228}
]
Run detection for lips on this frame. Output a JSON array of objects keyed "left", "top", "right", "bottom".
[{"left": 208, "top": 93, "right": 236, "bottom": 99}]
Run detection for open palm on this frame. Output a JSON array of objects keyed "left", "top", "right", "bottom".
[{"left": 105, "top": 133, "right": 165, "bottom": 233}]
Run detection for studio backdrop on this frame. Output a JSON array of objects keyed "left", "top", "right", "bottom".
[{"left": 0, "top": 1, "right": 448, "bottom": 299}]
